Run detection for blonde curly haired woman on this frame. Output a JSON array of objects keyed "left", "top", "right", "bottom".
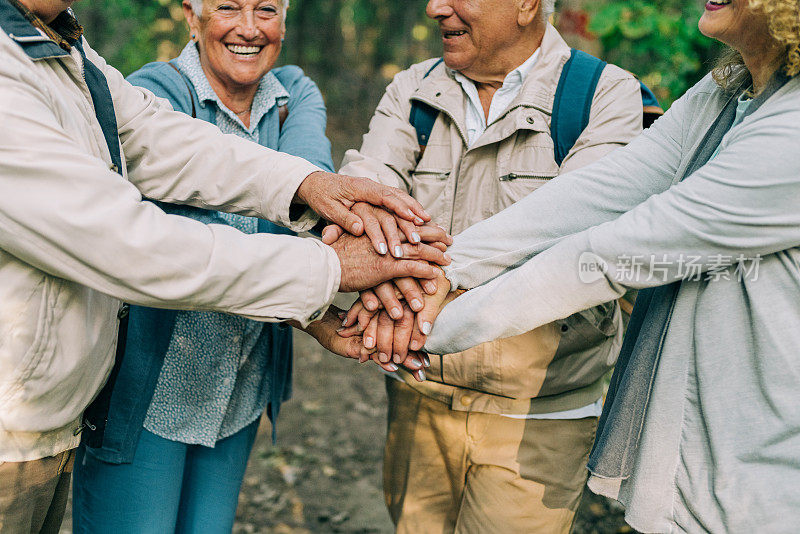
[{"left": 360, "top": 0, "right": 800, "bottom": 531}]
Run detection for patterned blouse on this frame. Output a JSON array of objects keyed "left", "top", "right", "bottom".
[{"left": 143, "top": 43, "right": 290, "bottom": 446}]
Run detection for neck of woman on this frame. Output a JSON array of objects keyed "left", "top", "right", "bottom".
[
  {"left": 200, "top": 65, "right": 258, "bottom": 128},
  {"left": 742, "top": 42, "right": 786, "bottom": 96}
]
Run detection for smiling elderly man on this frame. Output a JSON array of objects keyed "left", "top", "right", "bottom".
[
  {"left": 338, "top": 0, "right": 643, "bottom": 532},
  {"left": 0, "top": 0, "right": 447, "bottom": 531}
]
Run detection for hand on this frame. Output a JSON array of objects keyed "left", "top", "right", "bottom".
[
  {"left": 340, "top": 268, "right": 455, "bottom": 361},
  {"left": 331, "top": 233, "right": 450, "bottom": 293},
  {"left": 321, "top": 207, "right": 452, "bottom": 258},
  {"left": 296, "top": 172, "right": 430, "bottom": 242},
  {"left": 297, "top": 307, "right": 425, "bottom": 377}
]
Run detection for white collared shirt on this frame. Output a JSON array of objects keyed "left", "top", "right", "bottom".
[{"left": 454, "top": 48, "right": 541, "bottom": 147}]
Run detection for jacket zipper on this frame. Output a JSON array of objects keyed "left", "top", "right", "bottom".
[{"left": 499, "top": 172, "right": 556, "bottom": 181}]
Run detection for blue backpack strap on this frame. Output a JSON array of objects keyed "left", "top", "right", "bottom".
[
  {"left": 639, "top": 82, "right": 664, "bottom": 128},
  {"left": 409, "top": 58, "right": 445, "bottom": 148},
  {"left": 551, "top": 49, "right": 606, "bottom": 167}
]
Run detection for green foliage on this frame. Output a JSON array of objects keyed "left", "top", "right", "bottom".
[
  {"left": 72, "top": 0, "right": 187, "bottom": 76},
  {"left": 587, "top": 0, "right": 724, "bottom": 107}
]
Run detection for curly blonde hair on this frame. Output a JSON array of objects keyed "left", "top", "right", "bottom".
[{"left": 713, "top": 0, "right": 800, "bottom": 91}]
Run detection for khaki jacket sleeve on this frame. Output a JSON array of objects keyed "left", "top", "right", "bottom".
[
  {"left": 0, "top": 45, "right": 339, "bottom": 326},
  {"left": 87, "top": 43, "right": 322, "bottom": 232},
  {"left": 338, "top": 63, "right": 434, "bottom": 191}
]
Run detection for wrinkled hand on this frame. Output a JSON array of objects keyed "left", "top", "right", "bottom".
[
  {"left": 297, "top": 307, "right": 426, "bottom": 378},
  {"left": 296, "top": 172, "right": 431, "bottom": 250},
  {"left": 321, "top": 207, "right": 451, "bottom": 258},
  {"left": 340, "top": 269, "right": 456, "bottom": 362},
  {"left": 331, "top": 232, "right": 450, "bottom": 293},
  {"left": 323, "top": 217, "right": 451, "bottom": 314}
]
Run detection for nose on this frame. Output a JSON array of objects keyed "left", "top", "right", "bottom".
[
  {"left": 426, "top": 0, "right": 453, "bottom": 20},
  {"left": 237, "top": 8, "right": 259, "bottom": 41}
]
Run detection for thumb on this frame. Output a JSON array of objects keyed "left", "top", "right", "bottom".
[{"left": 321, "top": 224, "right": 344, "bottom": 245}]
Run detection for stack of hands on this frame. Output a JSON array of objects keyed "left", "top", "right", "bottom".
[{"left": 295, "top": 171, "right": 460, "bottom": 381}]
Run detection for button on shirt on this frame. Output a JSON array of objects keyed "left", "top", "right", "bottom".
[
  {"left": 454, "top": 48, "right": 602, "bottom": 421},
  {"left": 143, "top": 42, "right": 290, "bottom": 446}
]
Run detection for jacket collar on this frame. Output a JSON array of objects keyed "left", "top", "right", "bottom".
[
  {"left": 412, "top": 23, "right": 573, "bottom": 128},
  {"left": 0, "top": 0, "right": 74, "bottom": 60}
]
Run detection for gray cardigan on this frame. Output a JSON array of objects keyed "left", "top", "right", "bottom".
[{"left": 427, "top": 73, "right": 800, "bottom": 533}]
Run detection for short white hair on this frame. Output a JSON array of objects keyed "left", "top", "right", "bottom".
[
  {"left": 542, "top": 0, "right": 556, "bottom": 16},
  {"left": 190, "top": 0, "right": 289, "bottom": 16}
]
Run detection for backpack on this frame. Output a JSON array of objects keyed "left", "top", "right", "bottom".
[{"left": 409, "top": 50, "right": 664, "bottom": 166}]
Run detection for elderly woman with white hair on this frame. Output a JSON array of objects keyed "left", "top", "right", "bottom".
[{"left": 70, "top": 0, "right": 335, "bottom": 531}]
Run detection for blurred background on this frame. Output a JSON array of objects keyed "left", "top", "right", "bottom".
[
  {"left": 74, "top": 0, "right": 722, "bottom": 165},
  {"left": 63, "top": 1, "right": 724, "bottom": 532}
]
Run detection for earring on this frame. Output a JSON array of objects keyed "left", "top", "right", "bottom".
[{"left": 191, "top": 34, "right": 196, "bottom": 40}]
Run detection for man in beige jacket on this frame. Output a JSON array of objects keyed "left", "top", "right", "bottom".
[
  {"left": 338, "top": 0, "right": 643, "bottom": 531},
  {"left": 0, "top": 0, "right": 446, "bottom": 531}
]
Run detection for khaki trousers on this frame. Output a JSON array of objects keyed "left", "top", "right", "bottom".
[
  {"left": 384, "top": 379, "right": 597, "bottom": 534},
  {"left": 0, "top": 449, "right": 75, "bottom": 534}
]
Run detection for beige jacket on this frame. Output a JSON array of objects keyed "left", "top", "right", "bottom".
[
  {"left": 0, "top": 29, "right": 340, "bottom": 461},
  {"left": 340, "top": 25, "right": 642, "bottom": 415}
]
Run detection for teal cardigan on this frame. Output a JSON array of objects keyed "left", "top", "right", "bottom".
[{"left": 81, "top": 61, "right": 333, "bottom": 464}]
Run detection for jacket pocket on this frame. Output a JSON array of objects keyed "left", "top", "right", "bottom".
[
  {"left": 410, "top": 168, "right": 450, "bottom": 221},
  {"left": 0, "top": 274, "right": 60, "bottom": 402}
]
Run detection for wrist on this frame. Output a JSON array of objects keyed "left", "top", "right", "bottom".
[{"left": 294, "top": 170, "right": 324, "bottom": 205}]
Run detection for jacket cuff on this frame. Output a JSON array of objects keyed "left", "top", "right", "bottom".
[
  {"left": 296, "top": 238, "right": 341, "bottom": 327},
  {"left": 267, "top": 160, "right": 323, "bottom": 232}
]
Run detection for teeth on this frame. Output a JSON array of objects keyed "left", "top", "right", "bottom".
[
  {"left": 444, "top": 30, "right": 466, "bottom": 37},
  {"left": 708, "top": 0, "right": 731, "bottom": 4},
  {"left": 226, "top": 44, "right": 261, "bottom": 55}
]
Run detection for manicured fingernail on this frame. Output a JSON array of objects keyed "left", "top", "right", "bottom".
[
  {"left": 394, "top": 246, "right": 403, "bottom": 258},
  {"left": 410, "top": 299, "right": 423, "bottom": 311},
  {"left": 336, "top": 326, "right": 345, "bottom": 333},
  {"left": 378, "top": 242, "right": 387, "bottom": 255},
  {"left": 364, "top": 336, "right": 375, "bottom": 348},
  {"left": 410, "top": 340, "right": 421, "bottom": 351},
  {"left": 444, "top": 254, "right": 451, "bottom": 262},
  {"left": 390, "top": 307, "right": 402, "bottom": 319},
  {"left": 422, "top": 322, "right": 432, "bottom": 335},
  {"left": 407, "top": 209, "right": 416, "bottom": 218},
  {"left": 415, "top": 218, "right": 425, "bottom": 225},
  {"left": 342, "top": 318, "right": 348, "bottom": 326},
  {"left": 416, "top": 369, "right": 426, "bottom": 381},
  {"left": 424, "top": 282, "right": 437, "bottom": 294},
  {"left": 422, "top": 355, "right": 431, "bottom": 367},
  {"left": 386, "top": 363, "right": 399, "bottom": 372},
  {"left": 365, "top": 301, "right": 377, "bottom": 311},
  {"left": 352, "top": 222, "right": 363, "bottom": 234},
  {"left": 410, "top": 358, "right": 422, "bottom": 368},
  {"left": 393, "top": 354, "right": 402, "bottom": 364},
  {"left": 379, "top": 352, "right": 389, "bottom": 363},
  {"left": 411, "top": 232, "right": 421, "bottom": 243}
]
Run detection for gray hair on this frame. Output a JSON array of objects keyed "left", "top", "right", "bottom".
[
  {"left": 190, "top": 0, "right": 289, "bottom": 16},
  {"left": 542, "top": 0, "right": 556, "bottom": 16}
]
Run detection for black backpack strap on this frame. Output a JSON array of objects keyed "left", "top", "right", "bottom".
[
  {"left": 551, "top": 49, "right": 606, "bottom": 167},
  {"left": 409, "top": 58, "right": 445, "bottom": 151},
  {"left": 166, "top": 61, "right": 197, "bottom": 119}
]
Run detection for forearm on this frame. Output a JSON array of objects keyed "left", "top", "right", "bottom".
[
  {"left": 95, "top": 44, "right": 321, "bottom": 231},
  {"left": 429, "top": 110, "right": 800, "bottom": 353}
]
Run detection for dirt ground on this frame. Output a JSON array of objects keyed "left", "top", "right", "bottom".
[{"left": 61, "top": 329, "right": 634, "bottom": 534}]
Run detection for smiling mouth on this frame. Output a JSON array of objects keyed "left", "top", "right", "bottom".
[
  {"left": 226, "top": 44, "right": 262, "bottom": 56},
  {"left": 442, "top": 29, "right": 467, "bottom": 39},
  {"left": 706, "top": 0, "right": 732, "bottom": 6}
]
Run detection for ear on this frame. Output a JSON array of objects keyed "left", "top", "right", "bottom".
[
  {"left": 517, "top": 0, "right": 541, "bottom": 27},
  {"left": 182, "top": 0, "right": 201, "bottom": 39}
]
